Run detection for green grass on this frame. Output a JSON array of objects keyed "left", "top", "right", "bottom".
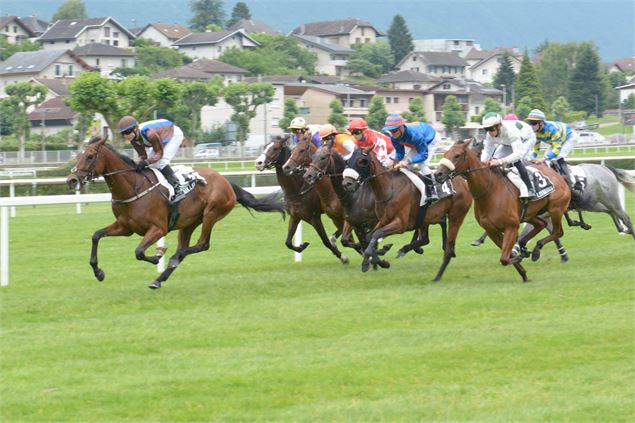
[{"left": 1, "top": 198, "right": 634, "bottom": 422}]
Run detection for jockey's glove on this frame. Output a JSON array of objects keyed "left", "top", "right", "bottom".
[{"left": 135, "top": 160, "right": 148, "bottom": 172}]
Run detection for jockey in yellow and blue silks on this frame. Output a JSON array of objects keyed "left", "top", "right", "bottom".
[
  {"left": 383, "top": 113, "right": 441, "bottom": 202},
  {"left": 526, "top": 108, "right": 580, "bottom": 190}
]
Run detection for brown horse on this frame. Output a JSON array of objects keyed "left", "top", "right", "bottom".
[
  {"left": 434, "top": 139, "right": 571, "bottom": 282},
  {"left": 66, "top": 136, "right": 285, "bottom": 289},
  {"left": 342, "top": 145, "right": 472, "bottom": 281},
  {"left": 254, "top": 135, "right": 349, "bottom": 264}
]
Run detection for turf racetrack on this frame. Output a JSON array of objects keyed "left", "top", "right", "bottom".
[{"left": 1, "top": 199, "right": 634, "bottom": 422}]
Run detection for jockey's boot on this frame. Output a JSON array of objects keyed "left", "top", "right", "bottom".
[
  {"left": 160, "top": 165, "right": 183, "bottom": 197},
  {"left": 422, "top": 174, "right": 439, "bottom": 203},
  {"left": 514, "top": 160, "right": 536, "bottom": 199},
  {"left": 557, "top": 158, "right": 578, "bottom": 191}
]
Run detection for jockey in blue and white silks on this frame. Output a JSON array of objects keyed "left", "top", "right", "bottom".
[
  {"left": 383, "top": 113, "right": 441, "bottom": 202},
  {"left": 288, "top": 116, "right": 321, "bottom": 147}
]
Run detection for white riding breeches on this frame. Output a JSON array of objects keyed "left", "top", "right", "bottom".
[
  {"left": 147, "top": 126, "right": 184, "bottom": 170},
  {"left": 506, "top": 168, "right": 529, "bottom": 198},
  {"left": 405, "top": 132, "right": 441, "bottom": 176}
]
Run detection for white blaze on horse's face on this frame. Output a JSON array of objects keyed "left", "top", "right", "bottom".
[{"left": 255, "top": 143, "right": 274, "bottom": 171}]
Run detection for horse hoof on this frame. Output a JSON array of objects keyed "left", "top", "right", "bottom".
[
  {"left": 396, "top": 249, "right": 406, "bottom": 258},
  {"left": 94, "top": 269, "right": 105, "bottom": 282},
  {"left": 531, "top": 249, "right": 541, "bottom": 262},
  {"left": 471, "top": 240, "right": 482, "bottom": 247},
  {"left": 340, "top": 255, "right": 349, "bottom": 265},
  {"left": 361, "top": 262, "right": 370, "bottom": 273},
  {"left": 581, "top": 224, "right": 592, "bottom": 230},
  {"left": 414, "top": 246, "right": 424, "bottom": 255},
  {"left": 148, "top": 281, "right": 161, "bottom": 289},
  {"left": 560, "top": 255, "right": 569, "bottom": 263},
  {"left": 378, "top": 260, "right": 390, "bottom": 269}
]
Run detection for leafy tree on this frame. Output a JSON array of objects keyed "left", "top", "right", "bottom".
[
  {"left": 0, "top": 98, "right": 18, "bottom": 135},
  {"left": 180, "top": 78, "right": 223, "bottom": 140},
  {"left": 219, "top": 34, "right": 316, "bottom": 75},
  {"left": 476, "top": 98, "right": 502, "bottom": 122},
  {"left": 536, "top": 42, "right": 577, "bottom": 105},
  {"left": 346, "top": 41, "right": 394, "bottom": 78},
  {"left": 401, "top": 97, "right": 426, "bottom": 122},
  {"left": 623, "top": 93, "right": 635, "bottom": 110},
  {"left": 441, "top": 95, "right": 465, "bottom": 136},
  {"left": 226, "top": 1, "right": 251, "bottom": 28},
  {"left": 4, "top": 82, "right": 47, "bottom": 159},
  {"left": 515, "top": 95, "right": 534, "bottom": 121},
  {"left": 492, "top": 52, "right": 516, "bottom": 106},
  {"left": 0, "top": 37, "right": 41, "bottom": 61},
  {"left": 189, "top": 0, "right": 226, "bottom": 31},
  {"left": 131, "top": 38, "right": 192, "bottom": 73},
  {"left": 52, "top": 0, "right": 88, "bottom": 21},
  {"left": 568, "top": 42, "right": 604, "bottom": 116},
  {"left": 223, "top": 82, "right": 275, "bottom": 143},
  {"left": 387, "top": 14, "right": 414, "bottom": 67},
  {"left": 366, "top": 96, "right": 387, "bottom": 131},
  {"left": 514, "top": 52, "right": 547, "bottom": 112},
  {"left": 551, "top": 96, "right": 570, "bottom": 121},
  {"left": 327, "top": 99, "right": 348, "bottom": 130},
  {"left": 278, "top": 97, "right": 299, "bottom": 132}
]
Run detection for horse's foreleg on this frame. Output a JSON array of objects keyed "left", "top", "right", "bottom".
[
  {"left": 432, "top": 216, "right": 462, "bottom": 282},
  {"left": 284, "top": 215, "right": 309, "bottom": 253},
  {"left": 499, "top": 227, "right": 521, "bottom": 266},
  {"left": 309, "top": 217, "right": 348, "bottom": 265},
  {"left": 89, "top": 222, "right": 133, "bottom": 282}
]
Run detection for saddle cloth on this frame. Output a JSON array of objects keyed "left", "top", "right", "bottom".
[
  {"left": 506, "top": 166, "right": 555, "bottom": 200},
  {"left": 400, "top": 168, "right": 455, "bottom": 206},
  {"left": 151, "top": 166, "right": 206, "bottom": 202},
  {"left": 570, "top": 166, "right": 588, "bottom": 191}
]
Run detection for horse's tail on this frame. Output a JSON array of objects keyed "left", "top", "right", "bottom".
[
  {"left": 607, "top": 166, "right": 635, "bottom": 193},
  {"left": 231, "top": 183, "right": 286, "bottom": 217}
]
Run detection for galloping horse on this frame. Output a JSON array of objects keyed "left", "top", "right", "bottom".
[
  {"left": 342, "top": 145, "right": 472, "bottom": 281},
  {"left": 254, "top": 135, "right": 349, "bottom": 264},
  {"left": 66, "top": 136, "right": 285, "bottom": 289},
  {"left": 435, "top": 139, "right": 571, "bottom": 282}
]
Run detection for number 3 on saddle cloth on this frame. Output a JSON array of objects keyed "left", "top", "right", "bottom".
[
  {"left": 503, "top": 166, "right": 556, "bottom": 200},
  {"left": 399, "top": 168, "right": 456, "bottom": 206},
  {"left": 150, "top": 166, "right": 205, "bottom": 204}
]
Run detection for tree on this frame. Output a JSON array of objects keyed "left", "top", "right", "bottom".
[
  {"left": 514, "top": 52, "right": 547, "bottom": 112},
  {"left": 387, "top": 14, "right": 413, "bottom": 67},
  {"left": 366, "top": 96, "right": 387, "bottom": 131},
  {"left": 568, "top": 42, "right": 604, "bottom": 116},
  {"left": 4, "top": 82, "right": 47, "bottom": 159},
  {"left": 278, "top": 97, "right": 299, "bottom": 132},
  {"left": 130, "top": 38, "right": 192, "bottom": 73},
  {"left": 226, "top": 1, "right": 251, "bottom": 28},
  {"left": 401, "top": 97, "right": 426, "bottom": 122},
  {"left": 441, "top": 95, "right": 465, "bottom": 136},
  {"left": 0, "top": 37, "right": 41, "bottom": 61},
  {"left": 551, "top": 96, "right": 570, "bottom": 121},
  {"left": 346, "top": 41, "right": 394, "bottom": 78},
  {"left": 0, "top": 99, "right": 17, "bottom": 135},
  {"left": 223, "top": 82, "right": 275, "bottom": 143},
  {"left": 476, "top": 98, "right": 502, "bottom": 122},
  {"left": 515, "top": 96, "right": 534, "bottom": 121},
  {"left": 189, "top": 0, "right": 226, "bottom": 31},
  {"left": 492, "top": 52, "right": 516, "bottom": 106},
  {"left": 219, "top": 34, "right": 317, "bottom": 75},
  {"left": 622, "top": 93, "right": 635, "bottom": 110},
  {"left": 180, "top": 78, "right": 223, "bottom": 140},
  {"left": 328, "top": 99, "right": 348, "bottom": 130},
  {"left": 52, "top": 0, "right": 87, "bottom": 21},
  {"left": 536, "top": 42, "right": 577, "bottom": 105}
]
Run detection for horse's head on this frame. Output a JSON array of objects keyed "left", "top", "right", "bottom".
[
  {"left": 303, "top": 140, "right": 335, "bottom": 185},
  {"left": 255, "top": 135, "right": 289, "bottom": 171},
  {"left": 66, "top": 135, "right": 108, "bottom": 190},
  {"left": 434, "top": 138, "right": 473, "bottom": 183},
  {"left": 282, "top": 131, "right": 315, "bottom": 175},
  {"left": 342, "top": 145, "right": 374, "bottom": 192}
]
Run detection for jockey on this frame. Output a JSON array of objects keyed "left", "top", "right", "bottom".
[
  {"left": 347, "top": 117, "right": 394, "bottom": 166},
  {"left": 118, "top": 115, "right": 186, "bottom": 198},
  {"left": 480, "top": 112, "right": 536, "bottom": 204},
  {"left": 526, "top": 109, "right": 580, "bottom": 190},
  {"left": 288, "top": 116, "right": 321, "bottom": 147},
  {"left": 501, "top": 113, "right": 536, "bottom": 160},
  {"left": 383, "top": 113, "right": 440, "bottom": 202},
  {"left": 319, "top": 124, "right": 356, "bottom": 159}
]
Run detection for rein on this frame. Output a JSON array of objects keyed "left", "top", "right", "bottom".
[{"left": 111, "top": 181, "right": 162, "bottom": 204}]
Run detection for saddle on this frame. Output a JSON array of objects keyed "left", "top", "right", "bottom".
[
  {"left": 151, "top": 166, "right": 205, "bottom": 204},
  {"left": 400, "top": 168, "right": 455, "bottom": 206}
]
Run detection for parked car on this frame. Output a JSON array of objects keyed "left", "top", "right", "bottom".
[
  {"left": 573, "top": 121, "right": 600, "bottom": 130},
  {"left": 193, "top": 142, "right": 221, "bottom": 158},
  {"left": 577, "top": 131, "right": 607, "bottom": 145}
]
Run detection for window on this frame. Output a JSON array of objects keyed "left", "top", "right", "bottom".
[
  {"left": 113, "top": 31, "right": 119, "bottom": 38},
  {"left": 355, "top": 37, "right": 361, "bottom": 43},
  {"left": 121, "top": 59, "right": 127, "bottom": 68},
  {"left": 475, "top": 106, "right": 480, "bottom": 114},
  {"left": 414, "top": 84, "right": 421, "bottom": 90},
  {"left": 412, "top": 56, "right": 417, "bottom": 61},
  {"left": 113, "top": 40, "right": 118, "bottom": 46},
  {"left": 386, "top": 97, "right": 392, "bottom": 104},
  {"left": 443, "top": 83, "right": 451, "bottom": 90},
  {"left": 55, "top": 64, "right": 61, "bottom": 76},
  {"left": 360, "top": 99, "right": 366, "bottom": 107},
  {"left": 217, "top": 46, "right": 222, "bottom": 52},
  {"left": 13, "top": 25, "right": 17, "bottom": 33},
  {"left": 104, "top": 27, "right": 110, "bottom": 36},
  {"left": 68, "top": 64, "right": 74, "bottom": 76},
  {"left": 482, "top": 69, "right": 488, "bottom": 75},
  {"left": 95, "top": 58, "right": 100, "bottom": 66},
  {"left": 393, "top": 97, "right": 399, "bottom": 104}
]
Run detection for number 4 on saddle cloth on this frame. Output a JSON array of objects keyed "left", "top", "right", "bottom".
[
  {"left": 399, "top": 168, "right": 456, "bottom": 206},
  {"left": 150, "top": 166, "right": 205, "bottom": 204}
]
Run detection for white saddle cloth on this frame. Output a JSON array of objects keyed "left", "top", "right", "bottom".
[{"left": 399, "top": 168, "right": 427, "bottom": 206}]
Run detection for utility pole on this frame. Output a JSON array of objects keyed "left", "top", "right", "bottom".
[
  {"left": 345, "top": 84, "right": 351, "bottom": 119},
  {"left": 501, "top": 84, "right": 507, "bottom": 108}
]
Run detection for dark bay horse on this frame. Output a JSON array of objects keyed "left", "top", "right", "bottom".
[
  {"left": 434, "top": 139, "right": 571, "bottom": 282},
  {"left": 342, "top": 145, "right": 472, "bottom": 281},
  {"left": 254, "top": 135, "right": 349, "bottom": 264},
  {"left": 66, "top": 136, "right": 285, "bottom": 289}
]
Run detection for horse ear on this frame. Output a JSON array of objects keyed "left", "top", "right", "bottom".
[
  {"left": 88, "top": 135, "right": 105, "bottom": 145},
  {"left": 280, "top": 134, "right": 290, "bottom": 144},
  {"left": 461, "top": 138, "right": 472, "bottom": 148}
]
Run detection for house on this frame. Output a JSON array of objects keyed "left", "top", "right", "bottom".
[
  {"left": 172, "top": 29, "right": 260, "bottom": 60},
  {"left": 37, "top": 17, "right": 136, "bottom": 51},
  {"left": 73, "top": 43, "right": 135, "bottom": 78},
  {"left": 0, "top": 16, "right": 37, "bottom": 44},
  {"left": 395, "top": 51, "right": 469, "bottom": 78},
  {"left": 376, "top": 70, "right": 441, "bottom": 90},
  {"left": 16, "top": 16, "right": 49, "bottom": 38},
  {"left": 131, "top": 22, "right": 192, "bottom": 48},
  {"left": 616, "top": 75, "right": 635, "bottom": 103},
  {"left": 412, "top": 39, "right": 480, "bottom": 57},
  {"left": 27, "top": 96, "right": 80, "bottom": 136},
  {"left": 227, "top": 19, "right": 277, "bottom": 35},
  {"left": 466, "top": 48, "right": 522, "bottom": 84},
  {"left": 31, "top": 77, "right": 74, "bottom": 101},
  {"left": 291, "top": 33, "right": 354, "bottom": 76},
  {"left": 152, "top": 59, "right": 248, "bottom": 84},
  {"left": 0, "top": 50, "right": 93, "bottom": 97},
  {"left": 608, "top": 56, "right": 635, "bottom": 74},
  {"left": 373, "top": 87, "right": 430, "bottom": 116},
  {"left": 426, "top": 78, "right": 502, "bottom": 124},
  {"left": 291, "top": 18, "right": 385, "bottom": 48}
]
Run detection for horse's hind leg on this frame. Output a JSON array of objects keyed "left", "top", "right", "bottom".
[
  {"left": 309, "top": 217, "right": 349, "bottom": 265},
  {"left": 471, "top": 231, "right": 488, "bottom": 247},
  {"left": 90, "top": 221, "right": 133, "bottom": 282},
  {"left": 609, "top": 209, "right": 635, "bottom": 240}
]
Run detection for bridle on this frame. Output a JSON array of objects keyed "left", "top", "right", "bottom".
[
  {"left": 285, "top": 141, "right": 314, "bottom": 174},
  {"left": 438, "top": 147, "right": 493, "bottom": 201}
]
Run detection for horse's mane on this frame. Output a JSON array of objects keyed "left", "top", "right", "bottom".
[{"left": 88, "top": 137, "right": 136, "bottom": 168}]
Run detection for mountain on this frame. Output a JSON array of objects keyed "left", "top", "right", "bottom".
[{"left": 2, "top": 0, "right": 632, "bottom": 61}]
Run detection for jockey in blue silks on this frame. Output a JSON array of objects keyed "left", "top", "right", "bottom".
[
  {"left": 288, "top": 116, "right": 321, "bottom": 147},
  {"left": 383, "top": 113, "right": 441, "bottom": 202}
]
